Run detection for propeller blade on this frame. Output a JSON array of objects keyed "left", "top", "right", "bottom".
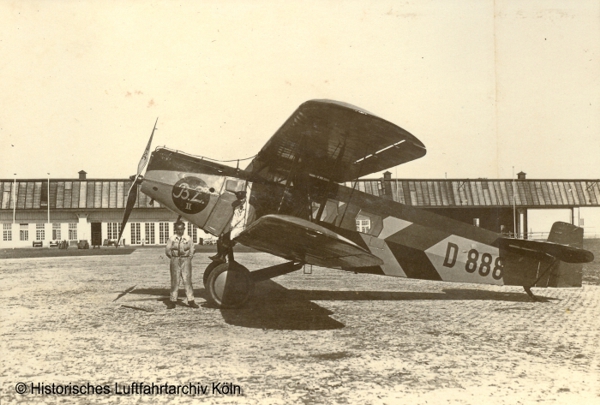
[
  {"left": 117, "top": 181, "right": 138, "bottom": 245},
  {"left": 116, "top": 119, "right": 158, "bottom": 246},
  {"left": 137, "top": 117, "right": 158, "bottom": 176}
]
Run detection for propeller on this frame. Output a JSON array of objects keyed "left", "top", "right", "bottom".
[{"left": 116, "top": 118, "right": 158, "bottom": 246}]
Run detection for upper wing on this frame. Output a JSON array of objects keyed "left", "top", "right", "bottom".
[
  {"left": 245, "top": 100, "right": 426, "bottom": 183},
  {"left": 233, "top": 214, "right": 384, "bottom": 268}
]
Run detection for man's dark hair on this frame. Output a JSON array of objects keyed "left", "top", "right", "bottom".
[{"left": 175, "top": 221, "right": 185, "bottom": 229}]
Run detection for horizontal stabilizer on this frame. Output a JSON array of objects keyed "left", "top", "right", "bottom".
[
  {"left": 498, "top": 237, "right": 593, "bottom": 264},
  {"left": 234, "top": 214, "right": 384, "bottom": 268}
]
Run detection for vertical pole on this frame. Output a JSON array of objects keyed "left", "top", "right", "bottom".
[
  {"left": 47, "top": 173, "right": 50, "bottom": 224},
  {"left": 12, "top": 174, "right": 17, "bottom": 224},
  {"left": 512, "top": 167, "right": 517, "bottom": 238}
]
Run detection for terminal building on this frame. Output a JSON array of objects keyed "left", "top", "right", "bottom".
[{"left": 1, "top": 170, "right": 600, "bottom": 248}]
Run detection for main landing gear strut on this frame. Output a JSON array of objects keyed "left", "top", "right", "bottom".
[{"left": 202, "top": 250, "right": 303, "bottom": 309}]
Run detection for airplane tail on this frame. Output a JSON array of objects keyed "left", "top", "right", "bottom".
[
  {"left": 500, "top": 222, "right": 589, "bottom": 288},
  {"left": 544, "top": 222, "right": 584, "bottom": 287}
]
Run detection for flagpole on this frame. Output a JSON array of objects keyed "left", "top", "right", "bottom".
[
  {"left": 12, "top": 174, "right": 16, "bottom": 224},
  {"left": 512, "top": 166, "right": 517, "bottom": 238},
  {"left": 47, "top": 173, "right": 50, "bottom": 224}
]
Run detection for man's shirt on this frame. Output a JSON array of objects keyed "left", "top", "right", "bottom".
[{"left": 165, "top": 233, "right": 194, "bottom": 257}]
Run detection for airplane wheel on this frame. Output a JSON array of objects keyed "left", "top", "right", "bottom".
[
  {"left": 203, "top": 261, "right": 222, "bottom": 288},
  {"left": 206, "top": 262, "right": 254, "bottom": 309}
]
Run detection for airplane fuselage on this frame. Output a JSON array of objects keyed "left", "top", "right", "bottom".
[{"left": 141, "top": 147, "right": 532, "bottom": 288}]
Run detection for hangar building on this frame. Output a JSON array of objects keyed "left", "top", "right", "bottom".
[{"left": 1, "top": 170, "right": 599, "bottom": 248}]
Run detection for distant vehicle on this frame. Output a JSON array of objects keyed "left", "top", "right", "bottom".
[{"left": 118, "top": 100, "right": 594, "bottom": 308}]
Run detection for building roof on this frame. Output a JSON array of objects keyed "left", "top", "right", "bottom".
[
  {"left": 346, "top": 179, "right": 600, "bottom": 208},
  {"left": 0, "top": 180, "right": 157, "bottom": 210},
  {"left": 1, "top": 178, "right": 600, "bottom": 211}
]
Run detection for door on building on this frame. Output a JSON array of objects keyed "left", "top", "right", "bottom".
[{"left": 91, "top": 222, "right": 102, "bottom": 247}]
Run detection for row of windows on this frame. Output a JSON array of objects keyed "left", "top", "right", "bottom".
[
  {"left": 3, "top": 215, "right": 372, "bottom": 242},
  {"left": 2, "top": 223, "right": 77, "bottom": 242},
  {"left": 103, "top": 222, "right": 199, "bottom": 245},
  {"left": 4, "top": 222, "right": 200, "bottom": 244},
  {"left": 0, "top": 218, "right": 372, "bottom": 243}
]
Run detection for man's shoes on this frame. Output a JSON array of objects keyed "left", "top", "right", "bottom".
[
  {"left": 188, "top": 300, "right": 199, "bottom": 308},
  {"left": 209, "top": 254, "right": 226, "bottom": 263},
  {"left": 210, "top": 238, "right": 227, "bottom": 263},
  {"left": 166, "top": 300, "right": 176, "bottom": 309}
]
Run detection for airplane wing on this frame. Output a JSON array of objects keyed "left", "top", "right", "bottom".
[
  {"left": 245, "top": 100, "right": 426, "bottom": 183},
  {"left": 233, "top": 214, "right": 384, "bottom": 268}
]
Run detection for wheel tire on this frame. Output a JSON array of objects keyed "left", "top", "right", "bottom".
[
  {"left": 203, "top": 261, "right": 222, "bottom": 288},
  {"left": 206, "top": 261, "right": 253, "bottom": 309}
]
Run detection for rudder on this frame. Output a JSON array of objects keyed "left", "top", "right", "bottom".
[{"left": 546, "top": 222, "right": 584, "bottom": 287}]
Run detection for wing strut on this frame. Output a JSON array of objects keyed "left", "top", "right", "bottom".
[
  {"left": 338, "top": 154, "right": 367, "bottom": 226},
  {"left": 314, "top": 141, "right": 347, "bottom": 223},
  {"left": 276, "top": 134, "right": 311, "bottom": 220}
]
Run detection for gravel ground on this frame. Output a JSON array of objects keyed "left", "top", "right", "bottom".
[{"left": 1, "top": 246, "right": 600, "bottom": 405}]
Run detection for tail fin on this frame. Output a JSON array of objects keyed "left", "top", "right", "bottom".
[
  {"left": 500, "top": 222, "right": 590, "bottom": 288},
  {"left": 546, "top": 222, "right": 584, "bottom": 287},
  {"left": 547, "top": 221, "right": 584, "bottom": 247}
]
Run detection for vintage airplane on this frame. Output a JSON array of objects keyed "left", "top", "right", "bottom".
[{"left": 117, "top": 100, "right": 594, "bottom": 308}]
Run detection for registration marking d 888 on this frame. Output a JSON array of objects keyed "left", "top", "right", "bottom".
[{"left": 424, "top": 236, "right": 504, "bottom": 285}]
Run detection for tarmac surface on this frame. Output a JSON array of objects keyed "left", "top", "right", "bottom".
[{"left": 1, "top": 247, "right": 600, "bottom": 404}]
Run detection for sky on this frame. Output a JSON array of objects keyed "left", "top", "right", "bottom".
[{"left": 1, "top": 0, "right": 599, "bottom": 181}]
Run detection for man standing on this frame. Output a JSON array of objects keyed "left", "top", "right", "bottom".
[{"left": 165, "top": 221, "right": 198, "bottom": 309}]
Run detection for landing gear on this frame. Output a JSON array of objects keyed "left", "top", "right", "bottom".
[
  {"left": 203, "top": 261, "right": 224, "bottom": 288},
  {"left": 202, "top": 256, "right": 303, "bottom": 309},
  {"left": 205, "top": 261, "right": 254, "bottom": 308}
]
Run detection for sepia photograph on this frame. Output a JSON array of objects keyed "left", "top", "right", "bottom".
[{"left": 1, "top": 1, "right": 599, "bottom": 404}]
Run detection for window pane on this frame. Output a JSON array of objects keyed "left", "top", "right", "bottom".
[
  {"left": 145, "top": 222, "right": 155, "bottom": 244},
  {"left": 69, "top": 223, "right": 77, "bottom": 240},
  {"left": 20, "top": 224, "right": 29, "bottom": 241},
  {"left": 3, "top": 223, "right": 11, "bottom": 241},
  {"left": 130, "top": 223, "right": 141, "bottom": 244}
]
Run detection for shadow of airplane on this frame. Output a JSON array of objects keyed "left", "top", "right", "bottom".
[
  {"left": 284, "top": 287, "right": 555, "bottom": 303},
  {"left": 126, "top": 279, "right": 554, "bottom": 330},
  {"left": 129, "top": 282, "right": 344, "bottom": 330}
]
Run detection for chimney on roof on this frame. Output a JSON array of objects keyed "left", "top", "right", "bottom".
[
  {"left": 517, "top": 171, "right": 526, "bottom": 180},
  {"left": 78, "top": 170, "right": 87, "bottom": 180},
  {"left": 382, "top": 171, "right": 393, "bottom": 200}
]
